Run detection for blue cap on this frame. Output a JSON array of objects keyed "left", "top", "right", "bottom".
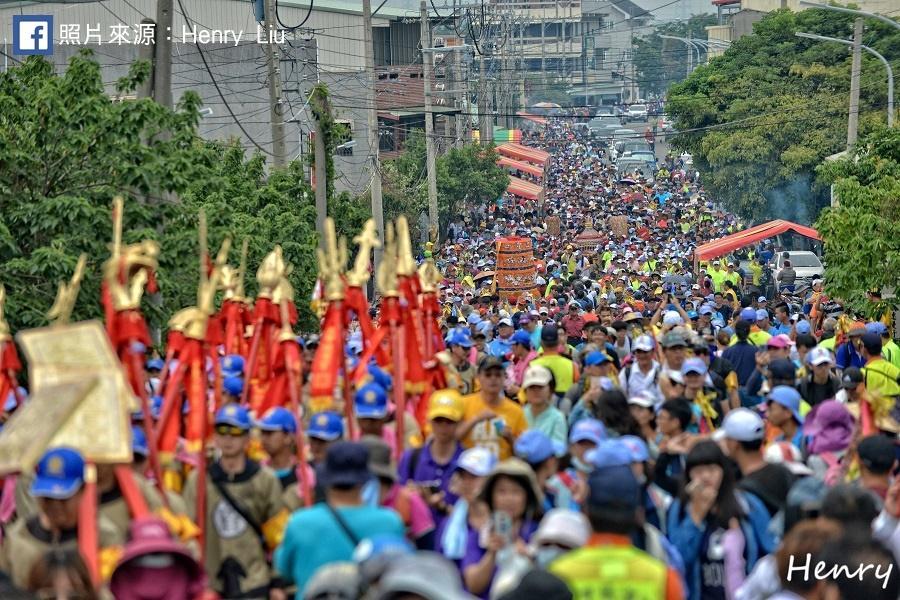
[
  {"left": 740, "top": 307, "right": 757, "bottom": 322},
  {"left": 587, "top": 465, "right": 640, "bottom": 510},
  {"left": 514, "top": 430, "right": 565, "bottom": 465},
  {"left": 447, "top": 330, "right": 474, "bottom": 348},
  {"left": 699, "top": 305, "right": 714, "bottom": 316},
  {"left": 756, "top": 309, "right": 769, "bottom": 322},
  {"left": 30, "top": 447, "right": 85, "bottom": 499},
  {"left": 866, "top": 322, "right": 888, "bottom": 336},
  {"left": 467, "top": 313, "right": 482, "bottom": 325},
  {"left": 767, "top": 385, "right": 804, "bottom": 424},
  {"left": 257, "top": 407, "right": 298, "bottom": 433},
  {"left": 145, "top": 358, "right": 164, "bottom": 371},
  {"left": 355, "top": 382, "right": 388, "bottom": 419},
  {"left": 511, "top": 330, "right": 532, "bottom": 348},
  {"left": 214, "top": 404, "right": 252, "bottom": 430},
  {"left": 681, "top": 357, "right": 708, "bottom": 376},
  {"left": 223, "top": 375, "right": 244, "bottom": 397},
  {"left": 619, "top": 435, "right": 650, "bottom": 462},
  {"left": 4, "top": 387, "right": 25, "bottom": 412},
  {"left": 795, "top": 320, "right": 812, "bottom": 335},
  {"left": 585, "top": 440, "right": 633, "bottom": 469},
  {"left": 686, "top": 310, "right": 698, "bottom": 320},
  {"left": 476, "top": 320, "right": 493, "bottom": 335},
  {"left": 584, "top": 351, "right": 611, "bottom": 367},
  {"left": 309, "top": 411, "right": 344, "bottom": 441},
  {"left": 366, "top": 364, "right": 393, "bottom": 391},
  {"left": 569, "top": 418, "right": 607, "bottom": 446},
  {"left": 132, "top": 425, "right": 149, "bottom": 457},
  {"left": 221, "top": 354, "right": 245, "bottom": 376}
]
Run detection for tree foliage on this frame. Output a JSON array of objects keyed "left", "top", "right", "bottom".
[
  {"left": 0, "top": 51, "right": 355, "bottom": 335},
  {"left": 379, "top": 131, "right": 509, "bottom": 243},
  {"left": 815, "top": 127, "right": 900, "bottom": 317},
  {"left": 633, "top": 14, "right": 718, "bottom": 97},
  {"left": 666, "top": 8, "right": 899, "bottom": 223}
]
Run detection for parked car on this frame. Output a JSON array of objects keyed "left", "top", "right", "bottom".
[
  {"left": 625, "top": 103, "right": 649, "bottom": 122},
  {"left": 619, "top": 140, "right": 653, "bottom": 157},
  {"left": 625, "top": 151, "right": 657, "bottom": 167},
  {"left": 616, "top": 158, "right": 655, "bottom": 183},
  {"left": 773, "top": 251, "right": 824, "bottom": 288}
]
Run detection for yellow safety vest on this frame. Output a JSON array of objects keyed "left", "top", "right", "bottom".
[{"left": 551, "top": 544, "right": 668, "bottom": 600}]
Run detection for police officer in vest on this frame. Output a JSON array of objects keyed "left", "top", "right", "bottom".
[
  {"left": 183, "top": 404, "right": 285, "bottom": 598},
  {"left": 549, "top": 453, "right": 685, "bottom": 599}
]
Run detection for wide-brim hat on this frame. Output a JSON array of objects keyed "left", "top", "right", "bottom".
[{"left": 110, "top": 517, "right": 204, "bottom": 595}]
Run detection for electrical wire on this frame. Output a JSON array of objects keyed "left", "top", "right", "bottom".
[
  {"left": 175, "top": 0, "right": 276, "bottom": 156},
  {"left": 275, "top": 0, "right": 314, "bottom": 30}
]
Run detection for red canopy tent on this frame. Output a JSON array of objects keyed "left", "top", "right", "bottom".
[
  {"left": 497, "top": 157, "right": 545, "bottom": 179},
  {"left": 506, "top": 176, "right": 544, "bottom": 201},
  {"left": 695, "top": 220, "right": 821, "bottom": 262},
  {"left": 516, "top": 111, "right": 548, "bottom": 126},
  {"left": 496, "top": 143, "right": 550, "bottom": 167}
]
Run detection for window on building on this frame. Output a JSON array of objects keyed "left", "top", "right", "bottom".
[{"left": 335, "top": 119, "right": 353, "bottom": 156}]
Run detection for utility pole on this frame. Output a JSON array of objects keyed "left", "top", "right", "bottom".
[
  {"left": 153, "top": 0, "right": 172, "bottom": 108},
  {"left": 421, "top": 1, "right": 439, "bottom": 242},
  {"left": 479, "top": 52, "right": 492, "bottom": 145},
  {"left": 364, "top": 0, "right": 386, "bottom": 272},
  {"left": 311, "top": 93, "right": 328, "bottom": 237},
  {"left": 137, "top": 17, "right": 156, "bottom": 99},
  {"left": 264, "top": 0, "right": 287, "bottom": 166},
  {"left": 847, "top": 17, "right": 863, "bottom": 151}
]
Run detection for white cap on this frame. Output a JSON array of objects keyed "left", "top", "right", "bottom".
[
  {"left": 498, "top": 318, "right": 513, "bottom": 328},
  {"left": 663, "top": 310, "right": 683, "bottom": 326},
  {"left": 633, "top": 335, "right": 655, "bottom": 352},
  {"left": 454, "top": 447, "right": 497, "bottom": 477},
  {"left": 713, "top": 408, "right": 765, "bottom": 442},
  {"left": 522, "top": 364, "right": 553, "bottom": 389},
  {"left": 627, "top": 391, "right": 656, "bottom": 409},
  {"left": 498, "top": 310, "right": 510, "bottom": 318},
  {"left": 807, "top": 347, "right": 834, "bottom": 366},
  {"left": 531, "top": 509, "right": 590, "bottom": 549}
]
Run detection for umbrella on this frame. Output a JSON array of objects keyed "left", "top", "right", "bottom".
[
  {"left": 532, "top": 102, "right": 561, "bottom": 109},
  {"left": 474, "top": 270, "right": 495, "bottom": 281},
  {"left": 618, "top": 178, "right": 637, "bottom": 185}
]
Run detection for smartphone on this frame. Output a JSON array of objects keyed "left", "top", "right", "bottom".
[{"left": 492, "top": 511, "right": 513, "bottom": 542}]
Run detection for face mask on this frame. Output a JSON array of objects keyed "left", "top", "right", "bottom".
[
  {"left": 535, "top": 546, "right": 566, "bottom": 569},
  {"left": 572, "top": 456, "right": 593, "bottom": 474}
]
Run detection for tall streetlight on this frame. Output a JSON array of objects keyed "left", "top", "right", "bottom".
[
  {"left": 798, "top": 1, "right": 900, "bottom": 31},
  {"left": 660, "top": 35, "right": 701, "bottom": 76},
  {"left": 796, "top": 31, "right": 894, "bottom": 127}
]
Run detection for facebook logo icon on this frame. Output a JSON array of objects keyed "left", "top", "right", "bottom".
[{"left": 13, "top": 15, "right": 53, "bottom": 55}]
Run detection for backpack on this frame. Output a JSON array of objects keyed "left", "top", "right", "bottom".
[{"left": 623, "top": 363, "right": 659, "bottom": 395}]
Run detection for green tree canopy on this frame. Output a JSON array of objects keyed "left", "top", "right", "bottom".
[
  {"left": 815, "top": 126, "right": 900, "bottom": 317},
  {"left": 666, "top": 8, "right": 899, "bottom": 223},
  {"left": 0, "top": 51, "right": 341, "bottom": 334}
]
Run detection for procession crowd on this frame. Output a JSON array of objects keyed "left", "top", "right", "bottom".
[{"left": 2, "top": 119, "right": 900, "bottom": 600}]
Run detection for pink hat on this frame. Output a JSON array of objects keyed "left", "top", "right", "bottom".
[
  {"left": 110, "top": 517, "right": 205, "bottom": 599},
  {"left": 766, "top": 334, "right": 792, "bottom": 349}
]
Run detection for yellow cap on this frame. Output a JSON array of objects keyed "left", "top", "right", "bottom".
[{"left": 427, "top": 389, "right": 465, "bottom": 422}]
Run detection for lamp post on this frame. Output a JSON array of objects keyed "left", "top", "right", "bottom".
[
  {"left": 798, "top": 1, "right": 900, "bottom": 31},
  {"left": 796, "top": 31, "right": 894, "bottom": 127}
]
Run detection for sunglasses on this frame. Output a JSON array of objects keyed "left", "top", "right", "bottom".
[{"left": 215, "top": 424, "right": 248, "bottom": 437}]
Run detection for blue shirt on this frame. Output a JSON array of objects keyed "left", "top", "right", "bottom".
[
  {"left": 487, "top": 337, "right": 513, "bottom": 358},
  {"left": 835, "top": 342, "right": 866, "bottom": 370},
  {"left": 722, "top": 341, "right": 758, "bottom": 386},
  {"left": 769, "top": 322, "right": 791, "bottom": 337},
  {"left": 275, "top": 504, "right": 404, "bottom": 594}
]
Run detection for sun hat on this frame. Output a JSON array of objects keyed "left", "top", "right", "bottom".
[{"left": 522, "top": 364, "right": 553, "bottom": 388}]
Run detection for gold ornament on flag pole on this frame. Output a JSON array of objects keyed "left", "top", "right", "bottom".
[
  {"left": 346, "top": 219, "right": 381, "bottom": 288},
  {"left": 47, "top": 254, "right": 88, "bottom": 326}
]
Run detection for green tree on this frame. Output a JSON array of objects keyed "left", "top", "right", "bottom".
[
  {"left": 378, "top": 130, "right": 509, "bottom": 244},
  {"left": 666, "top": 8, "right": 899, "bottom": 223},
  {"left": 815, "top": 126, "right": 900, "bottom": 317},
  {"left": 633, "top": 14, "right": 718, "bottom": 97},
  {"left": 0, "top": 51, "right": 329, "bottom": 333}
]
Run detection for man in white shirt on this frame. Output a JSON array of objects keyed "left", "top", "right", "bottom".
[{"left": 619, "top": 334, "right": 664, "bottom": 407}]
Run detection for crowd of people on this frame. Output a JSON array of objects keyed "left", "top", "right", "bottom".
[{"left": 1, "top": 119, "right": 899, "bottom": 600}]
